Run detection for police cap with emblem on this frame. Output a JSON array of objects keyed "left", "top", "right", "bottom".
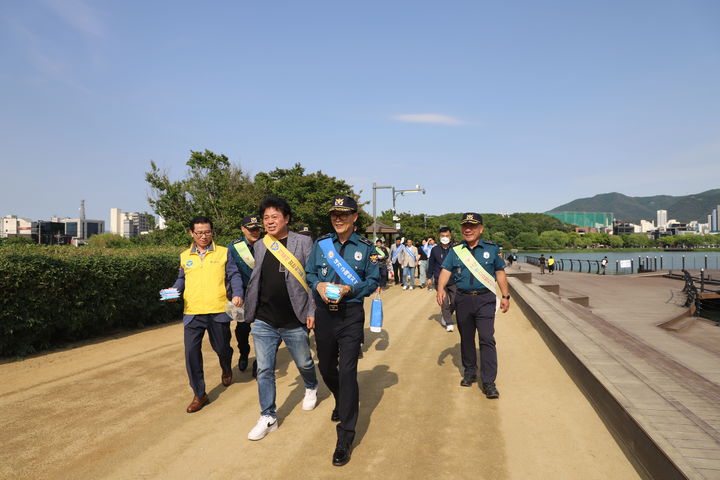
[
  {"left": 242, "top": 215, "right": 262, "bottom": 229},
  {"left": 329, "top": 196, "right": 358, "bottom": 213},
  {"left": 460, "top": 212, "right": 483, "bottom": 225},
  {"left": 298, "top": 225, "right": 311, "bottom": 236}
]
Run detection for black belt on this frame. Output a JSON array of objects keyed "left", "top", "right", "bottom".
[
  {"left": 321, "top": 302, "right": 362, "bottom": 312},
  {"left": 457, "top": 289, "right": 491, "bottom": 296}
]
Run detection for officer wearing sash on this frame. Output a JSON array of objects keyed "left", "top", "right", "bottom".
[
  {"left": 305, "top": 196, "right": 380, "bottom": 466},
  {"left": 243, "top": 196, "right": 319, "bottom": 441},
  {"left": 228, "top": 215, "right": 262, "bottom": 375},
  {"left": 436, "top": 213, "right": 510, "bottom": 399}
]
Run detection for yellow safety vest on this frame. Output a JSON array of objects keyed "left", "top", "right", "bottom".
[{"left": 180, "top": 244, "right": 228, "bottom": 315}]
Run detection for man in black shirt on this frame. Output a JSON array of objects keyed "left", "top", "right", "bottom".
[{"left": 243, "top": 196, "right": 319, "bottom": 441}]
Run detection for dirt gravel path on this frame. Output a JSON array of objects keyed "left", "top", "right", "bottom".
[{"left": 1, "top": 285, "right": 638, "bottom": 479}]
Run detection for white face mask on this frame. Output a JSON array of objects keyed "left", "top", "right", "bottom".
[{"left": 440, "top": 237, "right": 451, "bottom": 245}]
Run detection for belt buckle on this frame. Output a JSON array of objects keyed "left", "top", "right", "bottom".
[{"left": 328, "top": 304, "right": 339, "bottom": 312}]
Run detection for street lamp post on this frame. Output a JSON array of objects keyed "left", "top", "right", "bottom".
[{"left": 371, "top": 183, "right": 426, "bottom": 240}]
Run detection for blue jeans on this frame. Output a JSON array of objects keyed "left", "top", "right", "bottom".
[
  {"left": 418, "top": 260, "right": 428, "bottom": 284},
  {"left": 251, "top": 319, "right": 318, "bottom": 418},
  {"left": 403, "top": 266, "right": 415, "bottom": 287}
]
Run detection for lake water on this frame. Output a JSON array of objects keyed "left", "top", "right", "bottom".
[{"left": 519, "top": 251, "right": 720, "bottom": 274}]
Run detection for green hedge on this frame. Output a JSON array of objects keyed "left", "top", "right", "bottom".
[{"left": 0, "top": 249, "right": 183, "bottom": 356}]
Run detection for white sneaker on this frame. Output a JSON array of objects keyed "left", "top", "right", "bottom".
[
  {"left": 302, "top": 386, "right": 318, "bottom": 411},
  {"left": 248, "top": 415, "right": 278, "bottom": 440},
  {"left": 446, "top": 324, "right": 454, "bottom": 332},
  {"left": 409, "top": 286, "right": 414, "bottom": 290},
  {"left": 402, "top": 285, "right": 408, "bottom": 290}
]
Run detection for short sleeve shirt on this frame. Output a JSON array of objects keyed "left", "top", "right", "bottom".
[{"left": 441, "top": 240, "right": 506, "bottom": 291}]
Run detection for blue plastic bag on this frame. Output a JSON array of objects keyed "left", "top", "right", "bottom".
[{"left": 370, "top": 294, "right": 383, "bottom": 333}]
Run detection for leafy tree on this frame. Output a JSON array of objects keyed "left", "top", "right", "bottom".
[
  {"left": 254, "top": 163, "right": 361, "bottom": 237},
  {"left": 608, "top": 235, "right": 624, "bottom": 248},
  {"left": 539, "top": 230, "right": 569, "bottom": 250},
  {"left": 515, "top": 231, "right": 541, "bottom": 249}
]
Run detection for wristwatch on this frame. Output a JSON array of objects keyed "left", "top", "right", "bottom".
[{"left": 502, "top": 295, "right": 510, "bottom": 300}]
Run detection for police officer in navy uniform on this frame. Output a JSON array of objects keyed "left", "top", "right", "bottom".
[
  {"left": 305, "top": 196, "right": 380, "bottom": 466},
  {"left": 228, "top": 215, "right": 263, "bottom": 376},
  {"left": 436, "top": 213, "right": 510, "bottom": 399}
]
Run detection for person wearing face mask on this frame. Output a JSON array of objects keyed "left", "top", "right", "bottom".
[{"left": 427, "top": 227, "right": 457, "bottom": 332}]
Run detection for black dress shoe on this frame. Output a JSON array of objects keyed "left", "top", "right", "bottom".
[
  {"left": 482, "top": 382, "right": 500, "bottom": 399},
  {"left": 252, "top": 360, "right": 258, "bottom": 378},
  {"left": 460, "top": 376, "right": 476, "bottom": 387},
  {"left": 331, "top": 409, "right": 340, "bottom": 422},
  {"left": 238, "top": 354, "right": 249, "bottom": 372},
  {"left": 332, "top": 444, "right": 352, "bottom": 466}
]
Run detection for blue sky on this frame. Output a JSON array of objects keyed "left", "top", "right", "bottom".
[{"left": 1, "top": 0, "right": 719, "bottom": 223}]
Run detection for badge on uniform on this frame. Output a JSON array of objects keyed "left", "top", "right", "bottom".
[
  {"left": 321, "top": 266, "right": 328, "bottom": 276},
  {"left": 355, "top": 251, "right": 363, "bottom": 261},
  {"left": 483, "top": 252, "right": 490, "bottom": 259},
  {"left": 369, "top": 253, "right": 378, "bottom": 264}
]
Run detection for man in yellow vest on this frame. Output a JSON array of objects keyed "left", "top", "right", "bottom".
[
  {"left": 169, "top": 216, "right": 244, "bottom": 413},
  {"left": 436, "top": 213, "right": 510, "bottom": 399}
]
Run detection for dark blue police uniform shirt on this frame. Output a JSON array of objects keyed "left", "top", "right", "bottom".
[
  {"left": 306, "top": 231, "right": 380, "bottom": 303},
  {"left": 441, "top": 239, "right": 506, "bottom": 292}
]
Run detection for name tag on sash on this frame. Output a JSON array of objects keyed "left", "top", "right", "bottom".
[
  {"left": 233, "top": 241, "right": 255, "bottom": 269},
  {"left": 319, "top": 238, "right": 360, "bottom": 286},
  {"left": 453, "top": 245, "right": 496, "bottom": 292},
  {"left": 263, "top": 235, "right": 309, "bottom": 292}
]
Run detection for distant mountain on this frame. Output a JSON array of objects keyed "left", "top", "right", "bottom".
[{"left": 548, "top": 189, "right": 720, "bottom": 223}]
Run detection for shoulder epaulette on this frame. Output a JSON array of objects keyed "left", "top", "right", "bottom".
[
  {"left": 232, "top": 238, "right": 244, "bottom": 244},
  {"left": 358, "top": 236, "right": 373, "bottom": 246},
  {"left": 318, "top": 233, "right": 333, "bottom": 240},
  {"left": 483, "top": 240, "right": 497, "bottom": 245}
]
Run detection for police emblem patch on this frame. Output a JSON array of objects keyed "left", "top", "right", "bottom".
[
  {"left": 185, "top": 260, "right": 193, "bottom": 268},
  {"left": 327, "top": 251, "right": 335, "bottom": 258},
  {"left": 483, "top": 252, "right": 490, "bottom": 259},
  {"left": 354, "top": 251, "right": 362, "bottom": 261},
  {"left": 321, "top": 267, "right": 328, "bottom": 276},
  {"left": 369, "top": 254, "right": 378, "bottom": 264}
]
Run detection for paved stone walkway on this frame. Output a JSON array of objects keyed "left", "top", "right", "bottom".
[{"left": 508, "top": 263, "right": 720, "bottom": 479}]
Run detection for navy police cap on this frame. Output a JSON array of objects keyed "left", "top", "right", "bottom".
[
  {"left": 460, "top": 212, "right": 483, "bottom": 225},
  {"left": 329, "top": 196, "right": 358, "bottom": 213},
  {"left": 242, "top": 215, "right": 262, "bottom": 228},
  {"left": 298, "top": 225, "right": 311, "bottom": 235}
]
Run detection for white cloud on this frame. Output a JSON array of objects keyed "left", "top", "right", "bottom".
[
  {"left": 44, "top": 0, "right": 104, "bottom": 37},
  {"left": 390, "top": 113, "right": 466, "bottom": 126}
]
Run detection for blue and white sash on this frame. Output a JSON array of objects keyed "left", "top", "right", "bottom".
[
  {"left": 319, "top": 238, "right": 360, "bottom": 286},
  {"left": 391, "top": 245, "right": 401, "bottom": 263},
  {"left": 422, "top": 245, "right": 432, "bottom": 257},
  {"left": 402, "top": 245, "right": 415, "bottom": 260}
]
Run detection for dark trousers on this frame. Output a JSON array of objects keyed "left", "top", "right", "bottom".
[
  {"left": 184, "top": 315, "right": 233, "bottom": 398},
  {"left": 378, "top": 265, "right": 388, "bottom": 288},
  {"left": 441, "top": 283, "right": 457, "bottom": 325},
  {"left": 455, "top": 292, "right": 497, "bottom": 384},
  {"left": 392, "top": 262, "right": 402, "bottom": 285},
  {"left": 314, "top": 303, "right": 365, "bottom": 447},
  {"left": 235, "top": 321, "right": 251, "bottom": 357}
]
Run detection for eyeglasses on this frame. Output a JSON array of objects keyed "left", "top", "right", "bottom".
[{"left": 192, "top": 231, "right": 213, "bottom": 237}]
